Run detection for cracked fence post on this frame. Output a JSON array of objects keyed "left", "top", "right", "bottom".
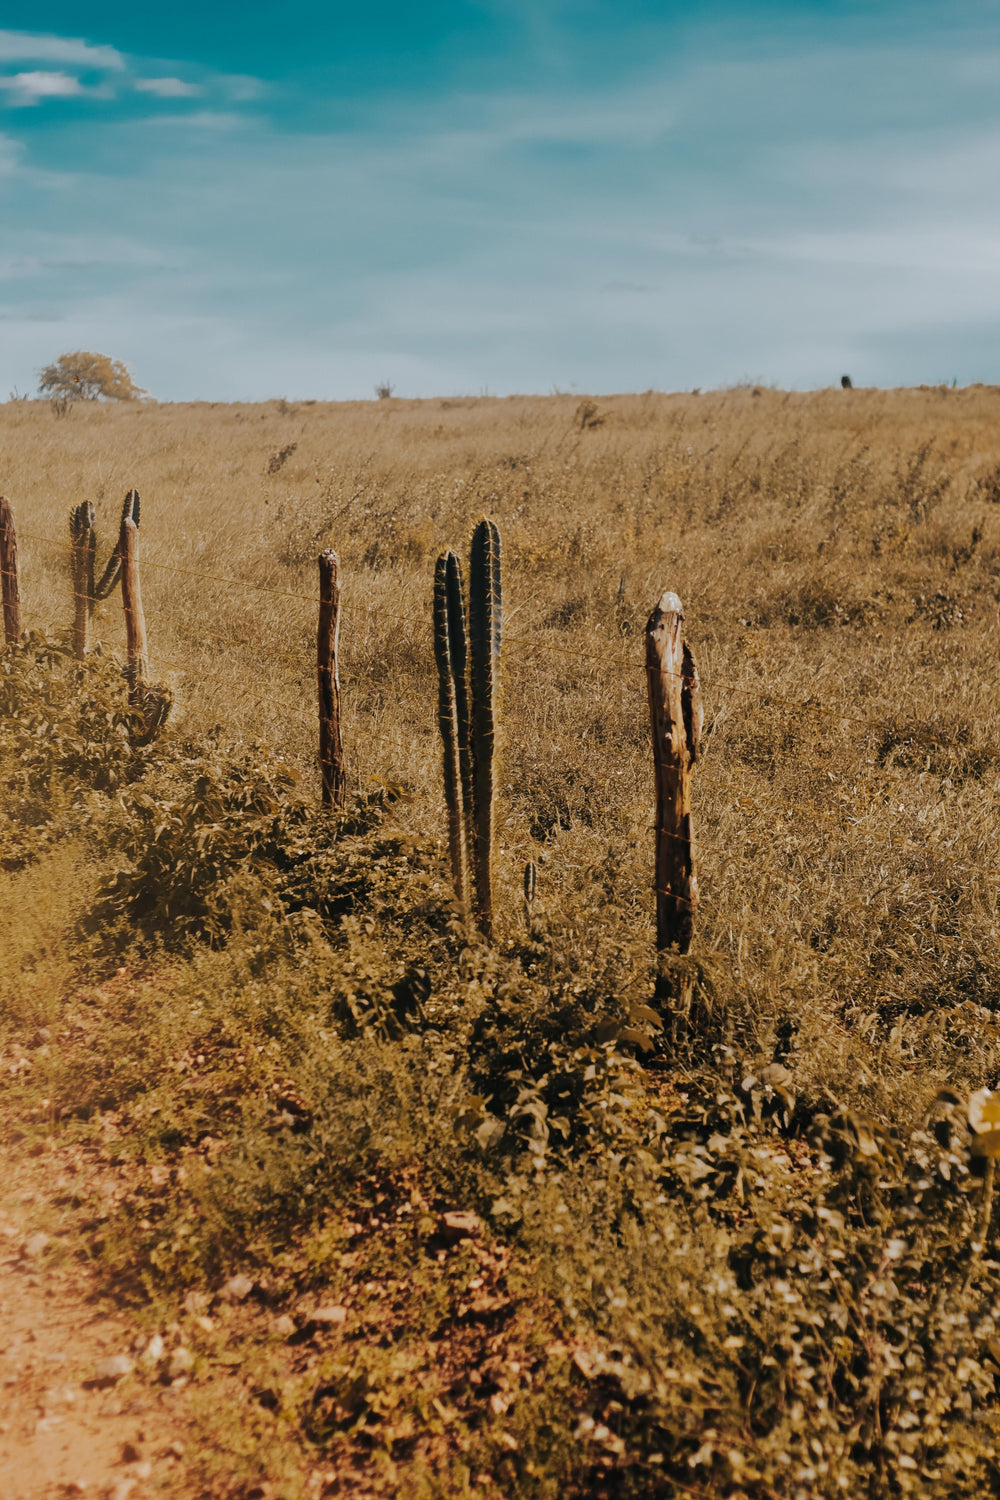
[
  {"left": 318, "top": 548, "right": 347, "bottom": 810},
  {"left": 646, "top": 590, "right": 702, "bottom": 1038},
  {"left": 0, "top": 497, "right": 21, "bottom": 644}
]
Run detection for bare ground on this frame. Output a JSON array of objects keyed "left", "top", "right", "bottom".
[
  {"left": 0, "top": 1111, "right": 555, "bottom": 1500},
  {"left": 0, "top": 1143, "right": 192, "bottom": 1500}
]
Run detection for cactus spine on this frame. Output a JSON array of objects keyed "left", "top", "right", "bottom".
[
  {"left": 433, "top": 550, "right": 471, "bottom": 912},
  {"left": 433, "top": 519, "right": 502, "bottom": 938}
]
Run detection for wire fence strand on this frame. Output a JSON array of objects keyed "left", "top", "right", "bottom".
[
  {"left": 15, "top": 525, "right": 913, "bottom": 729},
  {"left": 11, "top": 519, "right": 1000, "bottom": 930}
]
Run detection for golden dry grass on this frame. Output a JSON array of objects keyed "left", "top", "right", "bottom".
[
  {"left": 6, "top": 384, "right": 1000, "bottom": 1496},
  {"left": 6, "top": 386, "right": 1000, "bottom": 1108}
]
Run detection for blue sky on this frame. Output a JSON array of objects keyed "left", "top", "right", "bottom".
[{"left": 0, "top": 2, "right": 998, "bottom": 400}]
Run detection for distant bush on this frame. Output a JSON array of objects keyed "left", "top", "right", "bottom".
[{"left": 39, "top": 350, "right": 146, "bottom": 402}]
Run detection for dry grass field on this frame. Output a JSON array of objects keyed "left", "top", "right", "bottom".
[{"left": 4, "top": 384, "right": 1000, "bottom": 1498}]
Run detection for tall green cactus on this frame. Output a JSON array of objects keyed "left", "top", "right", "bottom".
[
  {"left": 433, "top": 550, "right": 471, "bottom": 913},
  {"left": 448, "top": 554, "right": 476, "bottom": 860},
  {"left": 469, "top": 519, "right": 502, "bottom": 939},
  {"left": 433, "top": 519, "right": 502, "bottom": 939}
]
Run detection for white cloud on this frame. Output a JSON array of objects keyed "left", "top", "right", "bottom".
[
  {"left": 2, "top": 16, "right": 999, "bottom": 398},
  {"left": 134, "top": 77, "right": 202, "bottom": 99},
  {"left": 220, "top": 75, "right": 266, "bottom": 102},
  {"left": 0, "top": 30, "right": 124, "bottom": 71},
  {"left": 145, "top": 110, "right": 248, "bottom": 130},
  {"left": 0, "top": 71, "right": 88, "bottom": 106},
  {"left": 0, "top": 31, "right": 253, "bottom": 114},
  {"left": 0, "top": 230, "right": 176, "bottom": 277},
  {"left": 738, "top": 226, "right": 1000, "bottom": 280},
  {"left": 0, "top": 132, "right": 22, "bottom": 171}
]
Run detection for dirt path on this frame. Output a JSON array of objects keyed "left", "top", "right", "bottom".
[
  {"left": 0, "top": 1143, "right": 192, "bottom": 1500},
  {"left": 0, "top": 1070, "right": 553, "bottom": 1500}
]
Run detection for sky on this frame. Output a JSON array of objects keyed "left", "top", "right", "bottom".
[{"left": 0, "top": 2, "right": 998, "bottom": 401}]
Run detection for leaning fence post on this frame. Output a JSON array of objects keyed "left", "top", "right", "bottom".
[
  {"left": 317, "top": 549, "right": 347, "bottom": 809},
  {"left": 0, "top": 497, "right": 21, "bottom": 644},
  {"left": 119, "top": 490, "right": 147, "bottom": 697},
  {"left": 646, "top": 590, "right": 702, "bottom": 1037}
]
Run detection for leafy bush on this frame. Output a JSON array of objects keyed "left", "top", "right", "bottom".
[
  {"left": 463, "top": 937, "right": 650, "bottom": 1163},
  {"left": 91, "top": 749, "right": 310, "bottom": 942},
  {"left": 0, "top": 636, "right": 143, "bottom": 868}
]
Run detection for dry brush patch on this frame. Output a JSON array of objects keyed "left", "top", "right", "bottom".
[{"left": 3, "top": 387, "right": 1000, "bottom": 1494}]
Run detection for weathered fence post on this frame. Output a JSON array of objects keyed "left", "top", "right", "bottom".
[
  {"left": 317, "top": 549, "right": 347, "bottom": 809},
  {"left": 119, "top": 490, "right": 147, "bottom": 696},
  {"left": 117, "top": 490, "right": 170, "bottom": 746},
  {"left": 0, "top": 497, "right": 21, "bottom": 644},
  {"left": 646, "top": 590, "right": 702, "bottom": 1036}
]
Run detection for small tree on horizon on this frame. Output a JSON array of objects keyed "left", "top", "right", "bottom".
[{"left": 39, "top": 351, "right": 147, "bottom": 402}]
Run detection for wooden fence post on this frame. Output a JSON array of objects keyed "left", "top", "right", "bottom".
[
  {"left": 118, "top": 490, "right": 170, "bottom": 745},
  {"left": 646, "top": 590, "right": 702, "bottom": 1035},
  {"left": 317, "top": 549, "right": 346, "bottom": 809},
  {"left": 0, "top": 497, "right": 21, "bottom": 644},
  {"left": 120, "top": 491, "right": 146, "bottom": 696}
]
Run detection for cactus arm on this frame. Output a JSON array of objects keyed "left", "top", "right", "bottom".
[
  {"left": 85, "top": 526, "right": 96, "bottom": 612},
  {"left": 93, "top": 552, "right": 121, "bottom": 600},
  {"left": 94, "top": 490, "right": 138, "bottom": 600},
  {"left": 433, "top": 550, "right": 471, "bottom": 913},
  {"left": 468, "top": 518, "right": 502, "bottom": 940}
]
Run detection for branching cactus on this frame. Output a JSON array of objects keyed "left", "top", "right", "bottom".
[
  {"left": 433, "top": 518, "right": 502, "bottom": 938},
  {"left": 68, "top": 492, "right": 136, "bottom": 659},
  {"left": 469, "top": 519, "right": 502, "bottom": 939}
]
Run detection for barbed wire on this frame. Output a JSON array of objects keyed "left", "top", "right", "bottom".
[
  {"left": 11, "top": 519, "right": 1000, "bottom": 928},
  {"left": 13, "top": 525, "right": 919, "bottom": 730}
]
